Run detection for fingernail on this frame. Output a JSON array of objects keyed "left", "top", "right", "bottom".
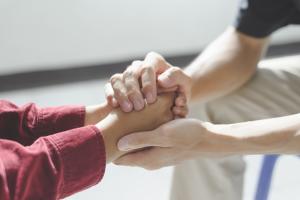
[
  {"left": 121, "top": 101, "right": 132, "bottom": 112},
  {"left": 118, "top": 139, "right": 131, "bottom": 151},
  {"left": 146, "top": 92, "right": 155, "bottom": 103},
  {"left": 134, "top": 99, "right": 144, "bottom": 111}
]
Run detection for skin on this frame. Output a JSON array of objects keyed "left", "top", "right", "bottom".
[
  {"left": 105, "top": 26, "right": 300, "bottom": 170},
  {"left": 185, "top": 27, "right": 268, "bottom": 102},
  {"left": 114, "top": 114, "right": 300, "bottom": 170},
  {"left": 105, "top": 53, "right": 190, "bottom": 117},
  {"left": 85, "top": 102, "right": 113, "bottom": 126},
  {"left": 87, "top": 93, "right": 175, "bottom": 163}
]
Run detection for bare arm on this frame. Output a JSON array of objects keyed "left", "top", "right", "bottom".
[
  {"left": 114, "top": 114, "right": 300, "bottom": 169},
  {"left": 186, "top": 27, "right": 269, "bottom": 102},
  {"left": 207, "top": 114, "right": 300, "bottom": 155}
]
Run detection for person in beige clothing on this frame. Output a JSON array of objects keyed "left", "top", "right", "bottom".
[{"left": 104, "top": 0, "right": 300, "bottom": 199}]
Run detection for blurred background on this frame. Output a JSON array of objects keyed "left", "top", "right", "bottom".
[{"left": 0, "top": 0, "right": 300, "bottom": 199}]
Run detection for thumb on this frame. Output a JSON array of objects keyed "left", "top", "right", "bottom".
[
  {"left": 117, "top": 130, "right": 167, "bottom": 151},
  {"left": 158, "top": 67, "right": 191, "bottom": 95}
]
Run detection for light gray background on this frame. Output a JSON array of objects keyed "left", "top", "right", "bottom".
[{"left": 0, "top": 0, "right": 300, "bottom": 74}]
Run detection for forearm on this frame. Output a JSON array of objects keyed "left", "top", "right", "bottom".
[
  {"left": 185, "top": 27, "right": 268, "bottom": 103},
  {"left": 205, "top": 114, "right": 300, "bottom": 155},
  {"left": 97, "top": 93, "right": 174, "bottom": 163}
]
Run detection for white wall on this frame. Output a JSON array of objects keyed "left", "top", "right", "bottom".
[{"left": 0, "top": 0, "right": 300, "bottom": 74}]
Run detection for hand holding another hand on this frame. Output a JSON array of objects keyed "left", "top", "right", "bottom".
[
  {"left": 105, "top": 52, "right": 192, "bottom": 118},
  {"left": 114, "top": 118, "right": 209, "bottom": 170},
  {"left": 96, "top": 93, "right": 176, "bottom": 163}
]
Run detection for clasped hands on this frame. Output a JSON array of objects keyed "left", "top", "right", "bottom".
[
  {"left": 87, "top": 52, "right": 213, "bottom": 170},
  {"left": 103, "top": 52, "right": 211, "bottom": 170}
]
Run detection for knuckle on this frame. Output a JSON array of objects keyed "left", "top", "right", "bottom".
[
  {"left": 132, "top": 60, "right": 142, "bottom": 67},
  {"left": 146, "top": 51, "right": 163, "bottom": 61},
  {"left": 124, "top": 67, "right": 140, "bottom": 79},
  {"left": 146, "top": 51, "right": 158, "bottom": 58},
  {"left": 124, "top": 68, "right": 134, "bottom": 77},
  {"left": 110, "top": 73, "right": 122, "bottom": 84},
  {"left": 124, "top": 75, "right": 139, "bottom": 89},
  {"left": 171, "top": 67, "right": 182, "bottom": 75},
  {"left": 141, "top": 64, "right": 154, "bottom": 74}
]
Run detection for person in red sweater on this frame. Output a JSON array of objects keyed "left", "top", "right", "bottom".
[{"left": 0, "top": 93, "right": 175, "bottom": 200}]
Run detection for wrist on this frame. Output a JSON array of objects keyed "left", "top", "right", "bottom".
[
  {"left": 199, "top": 122, "right": 243, "bottom": 155},
  {"left": 96, "top": 109, "right": 137, "bottom": 163},
  {"left": 96, "top": 111, "right": 123, "bottom": 163}
]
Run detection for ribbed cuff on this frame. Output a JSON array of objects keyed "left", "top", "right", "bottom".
[
  {"left": 36, "top": 105, "right": 86, "bottom": 136},
  {"left": 47, "top": 125, "right": 106, "bottom": 198}
]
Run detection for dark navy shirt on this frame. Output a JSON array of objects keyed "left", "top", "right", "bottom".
[{"left": 234, "top": 0, "right": 300, "bottom": 37}]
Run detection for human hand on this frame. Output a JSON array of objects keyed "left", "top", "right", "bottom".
[
  {"left": 105, "top": 52, "right": 192, "bottom": 117},
  {"left": 84, "top": 102, "right": 113, "bottom": 126},
  {"left": 113, "top": 118, "right": 209, "bottom": 170},
  {"left": 96, "top": 92, "right": 175, "bottom": 163}
]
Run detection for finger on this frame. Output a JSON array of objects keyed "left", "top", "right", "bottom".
[
  {"left": 99, "top": 101, "right": 114, "bottom": 116},
  {"left": 110, "top": 73, "right": 133, "bottom": 112},
  {"left": 114, "top": 147, "right": 170, "bottom": 170},
  {"left": 157, "top": 85, "right": 178, "bottom": 94},
  {"left": 158, "top": 67, "right": 191, "bottom": 99},
  {"left": 141, "top": 52, "right": 171, "bottom": 104},
  {"left": 111, "top": 97, "right": 119, "bottom": 107},
  {"left": 124, "top": 61, "right": 145, "bottom": 111},
  {"left": 175, "top": 93, "right": 186, "bottom": 107},
  {"left": 144, "top": 52, "right": 171, "bottom": 74},
  {"left": 114, "top": 148, "right": 156, "bottom": 168},
  {"left": 104, "top": 83, "right": 119, "bottom": 107},
  {"left": 172, "top": 106, "right": 188, "bottom": 118},
  {"left": 141, "top": 66, "right": 156, "bottom": 104},
  {"left": 117, "top": 129, "right": 170, "bottom": 151}
]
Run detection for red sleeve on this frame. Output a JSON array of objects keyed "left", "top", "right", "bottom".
[
  {"left": 0, "top": 100, "right": 85, "bottom": 145},
  {"left": 0, "top": 125, "right": 106, "bottom": 200}
]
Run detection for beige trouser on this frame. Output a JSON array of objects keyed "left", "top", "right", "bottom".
[{"left": 170, "top": 55, "right": 300, "bottom": 200}]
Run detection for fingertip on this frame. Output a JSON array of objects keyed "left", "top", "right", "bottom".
[
  {"left": 129, "top": 95, "right": 145, "bottom": 111},
  {"left": 172, "top": 106, "right": 187, "bottom": 118},
  {"left": 175, "top": 96, "right": 186, "bottom": 107},
  {"left": 120, "top": 100, "right": 133, "bottom": 112},
  {"left": 113, "top": 157, "right": 129, "bottom": 166},
  {"left": 134, "top": 101, "right": 145, "bottom": 111},
  {"left": 145, "top": 91, "right": 156, "bottom": 104},
  {"left": 111, "top": 98, "right": 119, "bottom": 107},
  {"left": 106, "top": 96, "right": 115, "bottom": 108},
  {"left": 142, "top": 85, "right": 156, "bottom": 104},
  {"left": 113, "top": 160, "right": 121, "bottom": 165}
]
